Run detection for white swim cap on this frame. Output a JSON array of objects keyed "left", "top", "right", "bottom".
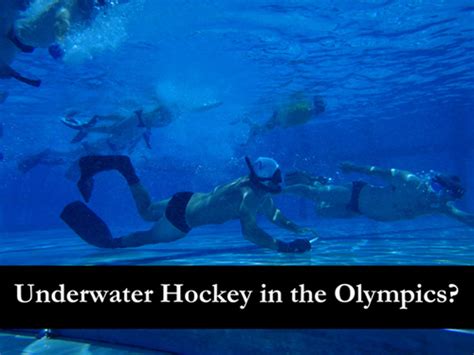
[
  {"left": 245, "top": 156, "right": 282, "bottom": 193},
  {"left": 253, "top": 157, "right": 280, "bottom": 179}
]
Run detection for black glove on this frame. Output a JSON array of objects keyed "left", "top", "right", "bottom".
[{"left": 276, "top": 238, "right": 311, "bottom": 253}]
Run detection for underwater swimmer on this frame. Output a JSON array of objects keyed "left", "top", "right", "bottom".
[
  {"left": 61, "top": 105, "right": 174, "bottom": 148},
  {"left": 61, "top": 155, "right": 317, "bottom": 253},
  {"left": 14, "top": 0, "right": 126, "bottom": 60},
  {"left": 243, "top": 94, "right": 325, "bottom": 145},
  {"left": 18, "top": 104, "right": 175, "bottom": 177},
  {"left": 284, "top": 163, "right": 474, "bottom": 227}
]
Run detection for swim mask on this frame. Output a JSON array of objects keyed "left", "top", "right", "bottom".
[{"left": 245, "top": 156, "right": 282, "bottom": 193}]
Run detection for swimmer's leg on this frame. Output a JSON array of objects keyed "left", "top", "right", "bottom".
[
  {"left": 18, "top": 149, "right": 66, "bottom": 174},
  {"left": 119, "top": 217, "right": 187, "bottom": 247},
  {"left": 77, "top": 155, "right": 139, "bottom": 202},
  {"left": 61, "top": 201, "right": 185, "bottom": 248},
  {"left": 129, "top": 183, "right": 169, "bottom": 221}
]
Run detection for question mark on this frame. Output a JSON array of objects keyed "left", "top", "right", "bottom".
[{"left": 448, "top": 284, "right": 459, "bottom": 303}]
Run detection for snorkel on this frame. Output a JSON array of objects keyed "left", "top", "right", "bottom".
[{"left": 245, "top": 156, "right": 283, "bottom": 194}]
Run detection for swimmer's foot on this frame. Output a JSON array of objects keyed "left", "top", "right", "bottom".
[
  {"left": 60, "top": 201, "right": 123, "bottom": 248},
  {"left": 78, "top": 155, "right": 140, "bottom": 202}
]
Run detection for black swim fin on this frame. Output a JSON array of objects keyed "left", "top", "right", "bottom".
[
  {"left": 60, "top": 201, "right": 121, "bottom": 248},
  {"left": 8, "top": 28, "right": 35, "bottom": 53},
  {"left": 77, "top": 155, "right": 140, "bottom": 202},
  {"left": 3, "top": 65, "right": 41, "bottom": 87}
]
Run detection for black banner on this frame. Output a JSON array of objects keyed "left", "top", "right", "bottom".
[{"left": 0, "top": 266, "right": 472, "bottom": 328}]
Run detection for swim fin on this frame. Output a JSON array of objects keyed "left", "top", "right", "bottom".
[
  {"left": 8, "top": 28, "right": 35, "bottom": 53},
  {"left": 1, "top": 65, "right": 41, "bottom": 87},
  {"left": 60, "top": 201, "right": 122, "bottom": 248},
  {"left": 77, "top": 155, "right": 140, "bottom": 202}
]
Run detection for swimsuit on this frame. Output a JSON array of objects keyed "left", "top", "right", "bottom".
[
  {"left": 165, "top": 192, "right": 194, "bottom": 233},
  {"left": 347, "top": 181, "right": 367, "bottom": 213}
]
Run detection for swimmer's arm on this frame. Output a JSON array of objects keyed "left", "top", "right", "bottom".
[
  {"left": 239, "top": 197, "right": 279, "bottom": 251},
  {"left": 443, "top": 203, "right": 474, "bottom": 227},
  {"left": 340, "top": 162, "right": 421, "bottom": 185},
  {"left": 261, "top": 197, "right": 303, "bottom": 233}
]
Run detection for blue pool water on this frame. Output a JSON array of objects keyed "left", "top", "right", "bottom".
[{"left": 1, "top": 0, "right": 473, "bottom": 353}]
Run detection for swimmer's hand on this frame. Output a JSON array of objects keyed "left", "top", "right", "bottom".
[
  {"left": 339, "top": 161, "right": 357, "bottom": 173},
  {"left": 276, "top": 238, "right": 311, "bottom": 253}
]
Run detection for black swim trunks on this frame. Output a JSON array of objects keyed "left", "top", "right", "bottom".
[
  {"left": 165, "top": 192, "right": 194, "bottom": 233},
  {"left": 347, "top": 181, "right": 367, "bottom": 213}
]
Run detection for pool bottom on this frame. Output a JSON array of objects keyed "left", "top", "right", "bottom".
[
  {"left": 2, "top": 329, "right": 473, "bottom": 354},
  {"left": 0, "top": 331, "right": 164, "bottom": 354},
  {"left": 1, "top": 217, "right": 473, "bottom": 265}
]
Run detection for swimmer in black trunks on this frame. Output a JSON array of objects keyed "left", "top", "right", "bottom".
[
  {"left": 284, "top": 162, "right": 474, "bottom": 226},
  {"left": 60, "top": 155, "right": 318, "bottom": 253}
]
